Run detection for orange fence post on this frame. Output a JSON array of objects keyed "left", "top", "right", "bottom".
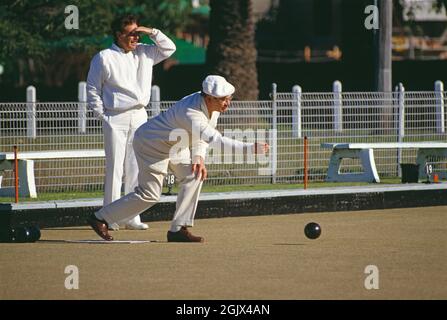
[
  {"left": 13, "top": 145, "right": 19, "bottom": 203},
  {"left": 304, "top": 136, "right": 308, "bottom": 189}
]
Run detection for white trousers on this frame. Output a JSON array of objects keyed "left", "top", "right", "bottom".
[
  {"left": 102, "top": 107, "right": 148, "bottom": 226},
  {"left": 97, "top": 138, "right": 203, "bottom": 228}
]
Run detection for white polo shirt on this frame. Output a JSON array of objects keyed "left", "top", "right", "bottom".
[{"left": 86, "top": 29, "right": 176, "bottom": 120}]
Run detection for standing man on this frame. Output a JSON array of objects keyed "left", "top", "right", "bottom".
[
  {"left": 87, "top": 14, "right": 176, "bottom": 230},
  {"left": 87, "top": 75, "right": 269, "bottom": 242}
]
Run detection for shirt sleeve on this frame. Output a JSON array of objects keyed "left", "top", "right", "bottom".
[
  {"left": 200, "top": 125, "right": 255, "bottom": 158},
  {"left": 86, "top": 53, "right": 107, "bottom": 121},
  {"left": 184, "top": 108, "right": 254, "bottom": 160},
  {"left": 142, "top": 29, "right": 176, "bottom": 65}
]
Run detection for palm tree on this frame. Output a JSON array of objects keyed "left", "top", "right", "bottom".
[{"left": 206, "top": 0, "right": 259, "bottom": 100}]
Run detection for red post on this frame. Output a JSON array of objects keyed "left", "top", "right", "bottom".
[
  {"left": 14, "top": 145, "right": 19, "bottom": 203},
  {"left": 304, "top": 136, "right": 308, "bottom": 190}
]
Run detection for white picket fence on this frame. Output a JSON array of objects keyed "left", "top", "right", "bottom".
[{"left": 0, "top": 81, "right": 446, "bottom": 194}]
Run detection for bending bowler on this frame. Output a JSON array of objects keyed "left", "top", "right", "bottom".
[{"left": 87, "top": 75, "right": 269, "bottom": 242}]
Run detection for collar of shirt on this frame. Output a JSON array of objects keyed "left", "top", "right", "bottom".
[
  {"left": 200, "top": 95, "right": 220, "bottom": 127},
  {"left": 111, "top": 43, "right": 134, "bottom": 54},
  {"left": 200, "top": 95, "right": 210, "bottom": 119}
]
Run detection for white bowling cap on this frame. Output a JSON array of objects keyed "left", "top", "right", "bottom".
[{"left": 202, "top": 75, "right": 235, "bottom": 98}]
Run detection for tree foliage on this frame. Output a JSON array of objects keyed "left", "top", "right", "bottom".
[{"left": 0, "top": 0, "right": 191, "bottom": 85}]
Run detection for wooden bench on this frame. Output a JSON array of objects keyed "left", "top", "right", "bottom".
[
  {"left": 321, "top": 142, "right": 447, "bottom": 183},
  {"left": 0, "top": 150, "right": 105, "bottom": 198}
]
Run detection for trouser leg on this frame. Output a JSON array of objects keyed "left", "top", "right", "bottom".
[
  {"left": 98, "top": 136, "right": 166, "bottom": 225},
  {"left": 102, "top": 109, "right": 147, "bottom": 226},
  {"left": 98, "top": 165, "right": 165, "bottom": 225},
  {"left": 123, "top": 108, "right": 148, "bottom": 194},
  {"left": 103, "top": 119, "right": 126, "bottom": 206},
  {"left": 168, "top": 162, "right": 203, "bottom": 228},
  {"left": 122, "top": 108, "right": 148, "bottom": 226},
  {"left": 123, "top": 139, "right": 140, "bottom": 226}
]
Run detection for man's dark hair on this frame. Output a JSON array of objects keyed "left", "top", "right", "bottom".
[{"left": 111, "top": 14, "right": 139, "bottom": 42}]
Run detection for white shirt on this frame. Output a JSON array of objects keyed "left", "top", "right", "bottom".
[
  {"left": 134, "top": 92, "right": 254, "bottom": 162},
  {"left": 86, "top": 29, "right": 176, "bottom": 120}
]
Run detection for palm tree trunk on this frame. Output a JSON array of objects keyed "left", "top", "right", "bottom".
[{"left": 206, "top": 0, "right": 259, "bottom": 100}]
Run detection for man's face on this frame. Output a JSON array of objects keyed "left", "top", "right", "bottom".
[
  {"left": 116, "top": 23, "right": 139, "bottom": 52},
  {"left": 206, "top": 95, "right": 233, "bottom": 114}
]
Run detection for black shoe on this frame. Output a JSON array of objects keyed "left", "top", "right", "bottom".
[{"left": 167, "top": 227, "right": 204, "bottom": 243}]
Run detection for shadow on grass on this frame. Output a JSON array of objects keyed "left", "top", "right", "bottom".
[{"left": 38, "top": 239, "right": 163, "bottom": 244}]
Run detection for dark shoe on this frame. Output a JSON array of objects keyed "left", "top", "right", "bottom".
[
  {"left": 167, "top": 227, "right": 204, "bottom": 243},
  {"left": 87, "top": 214, "right": 113, "bottom": 241}
]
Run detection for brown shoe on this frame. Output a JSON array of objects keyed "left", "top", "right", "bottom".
[
  {"left": 167, "top": 227, "right": 204, "bottom": 243},
  {"left": 87, "top": 213, "right": 113, "bottom": 241}
]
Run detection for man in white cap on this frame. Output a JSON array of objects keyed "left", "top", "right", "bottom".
[{"left": 87, "top": 75, "right": 269, "bottom": 242}]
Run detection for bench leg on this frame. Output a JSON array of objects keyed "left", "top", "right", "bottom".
[
  {"left": 0, "top": 160, "right": 37, "bottom": 198},
  {"left": 0, "top": 160, "right": 13, "bottom": 197},
  {"left": 360, "top": 149, "right": 380, "bottom": 183},
  {"left": 325, "top": 148, "right": 380, "bottom": 183},
  {"left": 0, "top": 160, "right": 11, "bottom": 189},
  {"left": 19, "top": 160, "right": 37, "bottom": 198},
  {"left": 416, "top": 148, "right": 447, "bottom": 180}
]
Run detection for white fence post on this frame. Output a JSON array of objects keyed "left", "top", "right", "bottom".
[
  {"left": 78, "top": 81, "right": 87, "bottom": 134},
  {"left": 271, "top": 83, "right": 278, "bottom": 183},
  {"left": 435, "top": 80, "right": 445, "bottom": 134},
  {"left": 292, "top": 85, "right": 302, "bottom": 138},
  {"left": 397, "top": 83, "right": 405, "bottom": 140},
  {"left": 26, "top": 85, "right": 36, "bottom": 139},
  {"left": 396, "top": 83, "right": 405, "bottom": 177},
  {"left": 150, "top": 85, "right": 160, "bottom": 117},
  {"left": 333, "top": 80, "right": 342, "bottom": 132}
]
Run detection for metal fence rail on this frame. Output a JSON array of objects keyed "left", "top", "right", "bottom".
[{"left": 1, "top": 90, "right": 446, "bottom": 195}]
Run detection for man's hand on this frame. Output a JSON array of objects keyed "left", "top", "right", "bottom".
[
  {"left": 192, "top": 156, "right": 207, "bottom": 181},
  {"left": 254, "top": 142, "right": 269, "bottom": 154},
  {"left": 135, "top": 26, "right": 155, "bottom": 36}
]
